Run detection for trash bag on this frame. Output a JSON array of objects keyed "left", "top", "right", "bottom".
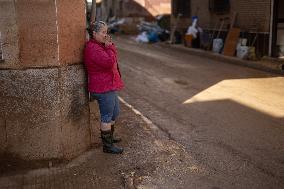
[
  {"left": 135, "top": 32, "right": 149, "bottom": 43},
  {"left": 147, "top": 31, "right": 159, "bottom": 43},
  {"left": 137, "top": 21, "right": 164, "bottom": 35},
  {"left": 108, "top": 18, "right": 126, "bottom": 33},
  {"left": 212, "top": 38, "right": 223, "bottom": 53}
]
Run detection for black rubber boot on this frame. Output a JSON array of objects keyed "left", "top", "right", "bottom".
[
  {"left": 111, "top": 124, "right": 122, "bottom": 143},
  {"left": 101, "top": 130, "right": 123, "bottom": 154}
]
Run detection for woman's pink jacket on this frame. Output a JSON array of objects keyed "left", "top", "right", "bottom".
[{"left": 84, "top": 39, "right": 124, "bottom": 93}]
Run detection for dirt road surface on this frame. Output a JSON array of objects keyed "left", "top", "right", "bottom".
[
  {"left": 0, "top": 36, "right": 283, "bottom": 189},
  {"left": 115, "top": 36, "right": 284, "bottom": 189}
]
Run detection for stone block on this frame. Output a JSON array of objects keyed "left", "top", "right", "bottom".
[
  {"left": 0, "top": 65, "right": 91, "bottom": 160},
  {"left": 0, "top": 0, "right": 19, "bottom": 67},
  {"left": 16, "top": 0, "right": 58, "bottom": 67},
  {"left": 57, "top": 0, "right": 86, "bottom": 65},
  {"left": 0, "top": 117, "right": 7, "bottom": 152}
]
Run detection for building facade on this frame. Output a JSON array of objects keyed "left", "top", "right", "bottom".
[
  {"left": 172, "top": 0, "right": 284, "bottom": 58},
  {"left": 0, "top": 0, "right": 91, "bottom": 160}
]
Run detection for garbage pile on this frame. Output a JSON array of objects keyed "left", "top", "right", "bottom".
[
  {"left": 106, "top": 15, "right": 170, "bottom": 43},
  {"left": 136, "top": 21, "right": 170, "bottom": 43},
  {"left": 108, "top": 17, "right": 142, "bottom": 35},
  {"left": 182, "top": 14, "right": 262, "bottom": 60},
  {"left": 108, "top": 18, "right": 126, "bottom": 34}
]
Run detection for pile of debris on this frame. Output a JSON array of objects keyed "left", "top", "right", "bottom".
[
  {"left": 135, "top": 21, "right": 170, "bottom": 43},
  {"left": 108, "top": 17, "right": 142, "bottom": 35},
  {"left": 107, "top": 15, "right": 170, "bottom": 44},
  {"left": 183, "top": 14, "right": 260, "bottom": 61}
]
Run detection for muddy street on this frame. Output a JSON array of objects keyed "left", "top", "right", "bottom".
[
  {"left": 1, "top": 36, "right": 283, "bottom": 189},
  {"left": 115, "top": 36, "right": 284, "bottom": 188}
]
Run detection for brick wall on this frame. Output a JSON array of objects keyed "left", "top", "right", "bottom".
[
  {"left": 171, "top": 0, "right": 272, "bottom": 56},
  {"left": 238, "top": 0, "right": 271, "bottom": 32},
  {"left": 191, "top": 0, "right": 271, "bottom": 32}
]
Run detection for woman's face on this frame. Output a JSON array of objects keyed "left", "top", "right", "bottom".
[{"left": 93, "top": 25, "right": 108, "bottom": 43}]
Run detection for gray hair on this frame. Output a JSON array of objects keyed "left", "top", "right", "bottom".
[{"left": 88, "top": 21, "right": 107, "bottom": 38}]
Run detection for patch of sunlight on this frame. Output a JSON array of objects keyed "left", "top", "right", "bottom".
[
  {"left": 183, "top": 77, "right": 284, "bottom": 118},
  {"left": 134, "top": 0, "right": 171, "bottom": 16},
  {"left": 134, "top": 0, "right": 146, "bottom": 7}
]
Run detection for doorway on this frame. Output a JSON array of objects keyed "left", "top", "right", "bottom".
[{"left": 271, "top": 0, "right": 284, "bottom": 58}]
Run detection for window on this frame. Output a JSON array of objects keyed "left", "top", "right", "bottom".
[
  {"left": 209, "top": 0, "right": 230, "bottom": 14},
  {"left": 172, "top": 0, "right": 191, "bottom": 17}
]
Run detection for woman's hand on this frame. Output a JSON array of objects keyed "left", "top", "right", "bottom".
[{"left": 105, "top": 35, "right": 112, "bottom": 47}]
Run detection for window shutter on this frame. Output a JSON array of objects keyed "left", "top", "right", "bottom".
[
  {"left": 173, "top": 0, "right": 191, "bottom": 17},
  {"left": 209, "top": 0, "right": 230, "bottom": 14}
]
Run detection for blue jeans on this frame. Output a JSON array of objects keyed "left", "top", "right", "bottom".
[{"left": 90, "top": 91, "right": 120, "bottom": 123}]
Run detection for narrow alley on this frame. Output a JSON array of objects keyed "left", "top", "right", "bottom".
[
  {"left": 115, "top": 36, "right": 284, "bottom": 188},
  {"left": 1, "top": 0, "right": 284, "bottom": 188},
  {"left": 1, "top": 36, "right": 283, "bottom": 189}
]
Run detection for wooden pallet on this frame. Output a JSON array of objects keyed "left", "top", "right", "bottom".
[{"left": 223, "top": 27, "right": 240, "bottom": 56}]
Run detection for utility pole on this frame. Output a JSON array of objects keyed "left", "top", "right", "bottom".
[{"left": 91, "top": 0, "right": 96, "bottom": 23}]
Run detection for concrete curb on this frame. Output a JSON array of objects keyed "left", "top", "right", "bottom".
[{"left": 158, "top": 43, "right": 284, "bottom": 75}]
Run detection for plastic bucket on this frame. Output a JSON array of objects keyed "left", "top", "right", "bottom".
[
  {"left": 212, "top": 38, "right": 223, "bottom": 53},
  {"left": 185, "top": 34, "right": 193, "bottom": 47}
]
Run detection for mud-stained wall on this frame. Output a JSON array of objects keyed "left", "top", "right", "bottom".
[
  {"left": 0, "top": 0, "right": 19, "bottom": 67},
  {"left": 0, "top": 117, "right": 6, "bottom": 152},
  {"left": 191, "top": 0, "right": 271, "bottom": 32},
  {"left": 59, "top": 65, "right": 90, "bottom": 159},
  {"left": 0, "top": 0, "right": 91, "bottom": 160},
  {"left": 0, "top": 68, "right": 62, "bottom": 158},
  {"left": 0, "top": 65, "right": 90, "bottom": 159},
  {"left": 173, "top": 0, "right": 271, "bottom": 32},
  {"left": 16, "top": 0, "right": 58, "bottom": 67},
  {"left": 57, "top": 0, "right": 86, "bottom": 65}
]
